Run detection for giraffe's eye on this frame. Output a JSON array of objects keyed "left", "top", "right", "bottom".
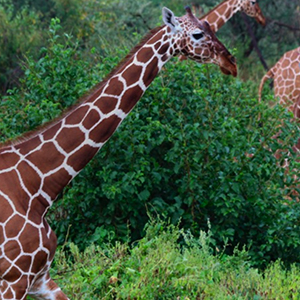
[
  {"left": 192, "top": 32, "right": 204, "bottom": 40},
  {"left": 251, "top": 1, "right": 256, "bottom": 5}
]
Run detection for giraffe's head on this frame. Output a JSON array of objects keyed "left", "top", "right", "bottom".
[
  {"left": 163, "top": 7, "right": 237, "bottom": 77},
  {"left": 240, "top": 0, "right": 266, "bottom": 26}
]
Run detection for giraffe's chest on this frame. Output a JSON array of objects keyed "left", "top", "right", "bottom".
[{"left": 0, "top": 213, "right": 57, "bottom": 278}]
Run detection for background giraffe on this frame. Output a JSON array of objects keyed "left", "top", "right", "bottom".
[
  {"left": 259, "top": 46, "right": 300, "bottom": 118},
  {"left": 0, "top": 7, "right": 237, "bottom": 300},
  {"left": 199, "top": 0, "right": 265, "bottom": 32}
]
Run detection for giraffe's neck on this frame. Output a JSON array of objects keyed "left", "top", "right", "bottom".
[
  {"left": 202, "top": 0, "right": 242, "bottom": 32},
  {"left": 0, "top": 26, "right": 174, "bottom": 213}
]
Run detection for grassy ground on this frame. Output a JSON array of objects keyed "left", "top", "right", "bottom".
[{"left": 48, "top": 220, "right": 300, "bottom": 300}]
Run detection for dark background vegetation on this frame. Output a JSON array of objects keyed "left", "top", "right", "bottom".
[{"left": 1, "top": 0, "right": 300, "bottom": 268}]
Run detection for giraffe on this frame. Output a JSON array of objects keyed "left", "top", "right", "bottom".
[
  {"left": 0, "top": 7, "right": 237, "bottom": 300},
  {"left": 259, "top": 46, "right": 300, "bottom": 119},
  {"left": 199, "top": 0, "right": 266, "bottom": 32}
]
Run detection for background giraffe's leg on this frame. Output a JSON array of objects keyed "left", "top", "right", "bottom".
[
  {"left": 292, "top": 95, "right": 300, "bottom": 152},
  {"left": 283, "top": 95, "right": 300, "bottom": 200},
  {"left": 28, "top": 273, "right": 69, "bottom": 300}
]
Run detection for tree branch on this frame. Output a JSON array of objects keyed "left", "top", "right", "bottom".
[
  {"left": 241, "top": 13, "right": 269, "bottom": 71},
  {"left": 270, "top": 19, "right": 300, "bottom": 32}
]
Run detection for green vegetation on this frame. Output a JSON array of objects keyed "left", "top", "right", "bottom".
[
  {"left": 50, "top": 220, "right": 300, "bottom": 299},
  {"left": 2, "top": 0, "right": 300, "bottom": 297},
  {"left": 0, "top": 18, "right": 100, "bottom": 138}
]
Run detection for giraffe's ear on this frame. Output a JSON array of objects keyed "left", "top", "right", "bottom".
[{"left": 162, "top": 7, "right": 179, "bottom": 32}]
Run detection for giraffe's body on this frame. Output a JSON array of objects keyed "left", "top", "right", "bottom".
[
  {"left": 200, "top": 0, "right": 265, "bottom": 32},
  {"left": 259, "top": 47, "right": 300, "bottom": 117},
  {"left": 0, "top": 7, "right": 237, "bottom": 300}
]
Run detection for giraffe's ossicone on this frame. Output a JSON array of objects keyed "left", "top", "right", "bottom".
[{"left": 0, "top": 7, "right": 237, "bottom": 300}]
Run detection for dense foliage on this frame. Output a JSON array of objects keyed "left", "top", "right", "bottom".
[{"left": 0, "top": 18, "right": 100, "bottom": 138}]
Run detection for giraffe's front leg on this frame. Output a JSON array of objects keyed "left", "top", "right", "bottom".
[{"left": 28, "top": 273, "right": 69, "bottom": 300}]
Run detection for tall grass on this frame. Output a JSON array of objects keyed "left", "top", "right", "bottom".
[{"left": 50, "top": 220, "right": 300, "bottom": 299}]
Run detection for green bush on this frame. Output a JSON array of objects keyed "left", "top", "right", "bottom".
[
  {"left": 0, "top": 18, "right": 102, "bottom": 139},
  {"left": 49, "top": 220, "right": 300, "bottom": 299},
  {"left": 0, "top": 1, "right": 43, "bottom": 93}
]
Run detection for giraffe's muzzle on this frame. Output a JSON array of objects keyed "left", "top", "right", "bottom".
[
  {"left": 218, "top": 52, "right": 237, "bottom": 77},
  {"left": 254, "top": 4, "right": 266, "bottom": 27},
  {"left": 255, "top": 14, "right": 266, "bottom": 27}
]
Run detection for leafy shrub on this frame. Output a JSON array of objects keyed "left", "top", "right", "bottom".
[
  {"left": 0, "top": 18, "right": 101, "bottom": 139},
  {"left": 0, "top": 1, "right": 43, "bottom": 93}
]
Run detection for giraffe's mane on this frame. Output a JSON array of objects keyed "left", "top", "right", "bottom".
[{"left": 0, "top": 25, "right": 166, "bottom": 149}]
